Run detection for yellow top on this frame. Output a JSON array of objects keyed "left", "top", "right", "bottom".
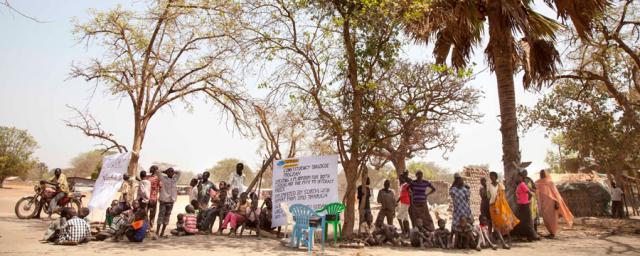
[{"left": 51, "top": 173, "right": 70, "bottom": 193}]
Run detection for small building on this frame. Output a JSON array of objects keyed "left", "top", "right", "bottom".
[{"left": 551, "top": 172, "right": 612, "bottom": 217}]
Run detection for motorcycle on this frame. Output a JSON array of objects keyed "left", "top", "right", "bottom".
[{"left": 14, "top": 182, "right": 84, "bottom": 219}]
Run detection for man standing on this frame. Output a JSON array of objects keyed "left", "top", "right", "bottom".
[
  {"left": 376, "top": 179, "right": 396, "bottom": 226},
  {"left": 145, "top": 165, "right": 162, "bottom": 230},
  {"left": 229, "top": 163, "right": 246, "bottom": 193},
  {"left": 156, "top": 167, "right": 180, "bottom": 238},
  {"left": 409, "top": 171, "right": 436, "bottom": 231},
  {"left": 397, "top": 172, "right": 411, "bottom": 237},
  {"left": 46, "top": 168, "right": 70, "bottom": 215},
  {"left": 119, "top": 174, "right": 134, "bottom": 211},
  {"left": 197, "top": 171, "right": 218, "bottom": 209},
  {"left": 137, "top": 171, "right": 151, "bottom": 207},
  {"left": 611, "top": 182, "right": 625, "bottom": 218},
  {"left": 479, "top": 177, "right": 491, "bottom": 232},
  {"left": 357, "top": 177, "right": 373, "bottom": 226}
]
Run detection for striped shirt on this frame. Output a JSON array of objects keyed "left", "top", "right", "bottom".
[
  {"left": 410, "top": 180, "right": 432, "bottom": 204},
  {"left": 183, "top": 214, "right": 198, "bottom": 234}
]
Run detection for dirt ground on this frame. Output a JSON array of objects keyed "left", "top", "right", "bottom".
[{"left": 1, "top": 182, "right": 639, "bottom": 256}]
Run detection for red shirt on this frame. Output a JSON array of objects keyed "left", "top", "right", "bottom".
[
  {"left": 145, "top": 175, "right": 162, "bottom": 202},
  {"left": 516, "top": 181, "right": 530, "bottom": 204},
  {"left": 399, "top": 183, "right": 410, "bottom": 205}
]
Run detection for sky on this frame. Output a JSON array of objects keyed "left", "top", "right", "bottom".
[{"left": 0, "top": 1, "right": 555, "bottom": 176}]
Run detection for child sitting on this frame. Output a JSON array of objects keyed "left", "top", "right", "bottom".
[
  {"left": 410, "top": 218, "right": 433, "bottom": 248},
  {"left": 356, "top": 222, "right": 377, "bottom": 246},
  {"left": 95, "top": 205, "right": 129, "bottom": 241},
  {"left": 433, "top": 219, "right": 451, "bottom": 249},
  {"left": 102, "top": 200, "right": 119, "bottom": 231},
  {"left": 475, "top": 215, "right": 497, "bottom": 250},
  {"left": 453, "top": 217, "right": 476, "bottom": 250},
  {"left": 171, "top": 205, "right": 198, "bottom": 236},
  {"left": 239, "top": 198, "right": 261, "bottom": 237},
  {"left": 125, "top": 208, "right": 148, "bottom": 242},
  {"left": 372, "top": 219, "right": 400, "bottom": 246}
]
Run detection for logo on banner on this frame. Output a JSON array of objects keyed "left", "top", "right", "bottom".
[{"left": 276, "top": 158, "right": 299, "bottom": 169}]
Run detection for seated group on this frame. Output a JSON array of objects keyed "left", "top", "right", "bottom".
[
  {"left": 42, "top": 187, "right": 276, "bottom": 245},
  {"left": 358, "top": 215, "right": 508, "bottom": 251}
]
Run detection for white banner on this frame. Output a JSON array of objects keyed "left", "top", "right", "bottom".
[
  {"left": 88, "top": 152, "right": 132, "bottom": 210},
  {"left": 271, "top": 155, "right": 339, "bottom": 228}
]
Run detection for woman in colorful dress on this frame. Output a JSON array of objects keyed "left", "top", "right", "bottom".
[
  {"left": 449, "top": 174, "right": 472, "bottom": 230},
  {"left": 487, "top": 171, "right": 518, "bottom": 248}
]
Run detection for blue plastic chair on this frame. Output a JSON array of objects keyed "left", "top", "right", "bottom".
[{"left": 289, "top": 204, "right": 325, "bottom": 253}]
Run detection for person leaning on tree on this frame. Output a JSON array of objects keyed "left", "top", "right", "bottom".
[{"left": 357, "top": 177, "right": 373, "bottom": 226}]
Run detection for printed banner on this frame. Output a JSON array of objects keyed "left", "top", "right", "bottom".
[
  {"left": 271, "top": 155, "right": 339, "bottom": 228},
  {"left": 88, "top": 152, "right": 132, "bottom": 210}
]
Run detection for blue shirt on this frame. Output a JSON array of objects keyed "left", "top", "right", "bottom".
[
  {"left": 410, "top": 180, "right": 432, "bottom": 204},
  {"left": 131, "top": 220, "right": 148, "bottom": 242}
]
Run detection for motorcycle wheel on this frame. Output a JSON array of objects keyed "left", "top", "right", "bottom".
[{"left": 15, "top": 197, "right": 38, "bottom": 219}]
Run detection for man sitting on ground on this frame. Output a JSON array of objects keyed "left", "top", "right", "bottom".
[
  {"left": 56, "top": 207, "right": 91, "bottom": 245},
  {"left": 200, "top": 189, "right": 235, "bottom": 233},
  {"left": 259, "top": 197, "right": 279, "bottom": 233},
  {"left": 42, "top": 207, "right": 70, "bottom": 243},
  {"left": 125, "top": 209, "right": 148, "bottom": 242},
  {"left": 95, "top": 205, "right": 129, "bottom": 241}
]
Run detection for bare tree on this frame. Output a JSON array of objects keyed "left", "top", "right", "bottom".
[
  {"left": 374, "top": 61, "right": 482, "bottom": 178},
  {"left": 69, "top": 1, "right": 250, "bottom": 175},
  {"left": 64, "top": 107, "right": 127, "bottom": 153}
]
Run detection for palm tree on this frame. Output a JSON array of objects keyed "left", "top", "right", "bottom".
[{"left": 404, "top": 0, "right": 608, "bottom": 202}]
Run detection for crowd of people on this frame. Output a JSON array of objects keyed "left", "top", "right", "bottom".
[
  {"left": 38, "top": 163, "right": 623, "bottom": 251},
  {"left": 355, "top": 169, "right": 576, "bottom": 251},
  {"left": 39, "top": 162, "right": 279, "bottom": 245}
]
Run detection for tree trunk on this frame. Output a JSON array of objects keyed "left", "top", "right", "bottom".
[
  {"left": 390, "top": 156, "right": 406, "bottom": 179},
  {"left": 487, "top": 2, "right": 520, "bottom": 205},
  {"left": 0, "top": 176, "right": 5, "bottom": 188},
  {"left": 127, "top": 118, "right": 148, "bottom": 176},
  {"left": 342, "top": 159, "right": 359, "bottom": 239},
  {"left": 340, "top": 12, "right": 363, "bottom": 239},
  {"left": 390, "top": 155, "right": 406, "bottom": 191}
]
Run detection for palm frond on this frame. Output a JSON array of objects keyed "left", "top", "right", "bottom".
[
  {"left": 525, "top": 9, "right": 564, "bottom": 40},
  {"left": 403, "top": 0, "right": 484, "bottom": 69},
  {"left": 544, "top": 0, "right": 609, "bottom": 39},
  {"left": 520, "top": 38, "right": 560, "bottom": 89}
]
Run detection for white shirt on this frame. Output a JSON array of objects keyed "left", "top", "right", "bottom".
[
  {"left": 188, "top": 186, "right": 198, "bottom": 203},
  {"left": 611, "top": 187, "right": 623, "bottom": 201},
  {"left": 229, "top": 172, "right": 246, "bottom": 193},
  {"left": 137, "top": 179, "right": 151, "bottom": 202},
  {"left": 488, "top": 182, "right": 500, "bottom": 204}
]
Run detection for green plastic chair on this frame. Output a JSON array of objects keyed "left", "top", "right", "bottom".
[{"left": 316, "top": 202, "right": 345, "bottom": 244}]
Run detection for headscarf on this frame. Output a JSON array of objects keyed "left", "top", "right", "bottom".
[{"left": 535, "top": 175, "right": 574, "bottom": 228}]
